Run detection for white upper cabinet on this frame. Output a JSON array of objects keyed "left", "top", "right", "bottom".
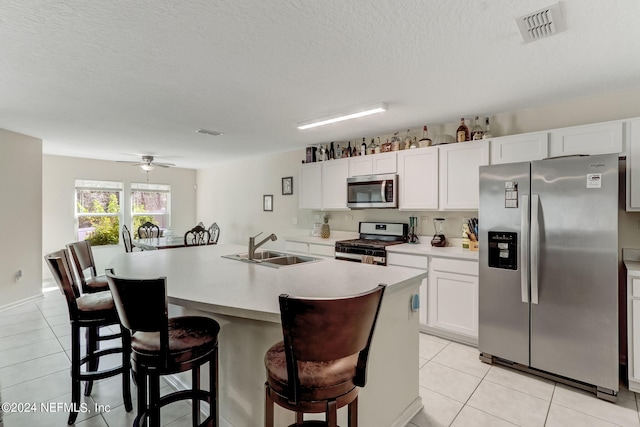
[
  {"left": 397, "top": 146, "right": 438, "bottom": 210},
  {"left": 627, "top": 118, "right": 640, "bottom": 211},
  {"left": 439, "top": 141, "right": 490, "bottom": 210},
  {"left": 348, "top": 152, "right": 396, "bottom": 177},
  {"left": 299, "top": 162, "right": 322, "bottom": 209},
  {"left": 321, "top": 158, "right": 350, "bottom": 210},
  {"left": 490, "top": 132, "right": 549, "bottom": 164},
  {"left": 549, "top": 121, "right": 624, "bottom": 157}
]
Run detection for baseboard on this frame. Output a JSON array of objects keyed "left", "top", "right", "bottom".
[
  {"left": 0, "top": 293, "right": 44, "bottom": 313},
  {"left": 420, "top": 325, "right": 479, "bottom": 347},
  {"left": 389, "top": 396, "right": 423, "bottom": 427}
]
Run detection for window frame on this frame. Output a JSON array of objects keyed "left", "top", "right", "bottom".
[
  {"left": 130, "top": 182, "right": 171, "bottom": 237},
  {"left": 74, "top": 179, "right": 124, "bottom": 246}
]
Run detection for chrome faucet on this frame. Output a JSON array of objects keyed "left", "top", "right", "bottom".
[{"left": 248, "top": 232, "right": 278, "bottom": 260}]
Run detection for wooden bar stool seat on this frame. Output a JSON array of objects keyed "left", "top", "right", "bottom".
[
  {"left": 106, "top": 269, "right": 220, "bottom": 427},
  {"left": 45, "top": 250, "right": 132, "bottom": 425},
  {"left": 264, "top": 285, "right": 385, "bottom": 427}
]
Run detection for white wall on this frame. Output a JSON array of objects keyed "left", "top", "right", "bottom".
[
  {"left": 42, "top": 155, "right": 197, "bottom": 279},
  {"left": 0, "top": 129, "right": 42, "bottom": 308},
  {"left": 196, "top": 87, "right": 640, "bottom": 248}
]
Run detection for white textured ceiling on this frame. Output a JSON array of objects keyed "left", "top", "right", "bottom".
[{"left": 1, "top": 0, "right": 640, "bottom": 169}]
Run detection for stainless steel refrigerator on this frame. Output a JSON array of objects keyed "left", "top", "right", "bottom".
[{"left": 478, "top": 153, "right": 619, "bottom": 401}]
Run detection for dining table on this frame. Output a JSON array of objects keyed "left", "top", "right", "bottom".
[{"left": 132, "top": 235, "right": 186, "bottom": 250}]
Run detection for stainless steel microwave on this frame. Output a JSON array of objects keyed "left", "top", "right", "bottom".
[{"left": 347, "top": 174, "right": 398, "bottom": 209}]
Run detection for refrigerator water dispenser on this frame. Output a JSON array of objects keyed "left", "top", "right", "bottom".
[{"left": 488, "top": 231, "right": 517, "bottom": 270}]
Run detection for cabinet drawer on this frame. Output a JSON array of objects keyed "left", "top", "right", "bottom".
[
  {"left": 308, "top": 243, "right": 335, "bottom": 257},
  {"left": 431, "top": 257, "right": 478, "bottom": 276},
  {"left": 285, "top": 241, "right": 308, "bottom": 254},
  {"left": 633, "top": 278, "right": 640, "bottom": 298},
  {"left": 387, "top": 253, "right": 428, "bottom": 270}
]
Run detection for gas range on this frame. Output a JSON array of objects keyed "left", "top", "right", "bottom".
[{"left": 335, "top": 222, "right": 408, "bottom": 265}]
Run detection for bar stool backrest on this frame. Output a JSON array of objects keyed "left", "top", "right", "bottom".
[
  {"left": 278, "top": 284, "right": 385, "bottom": 402},
  {"left": 44, "top": 250, "right": 81, "bottom": 317}
]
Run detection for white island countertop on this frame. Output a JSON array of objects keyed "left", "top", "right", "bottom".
[
  {"left": 108, "top": 243, "right": 425, "bottom": 427},
  {"left": 109, "top": 243, "right": 426, "bottom": 323}
]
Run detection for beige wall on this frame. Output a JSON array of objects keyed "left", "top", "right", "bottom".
[
  {"left": 196, "top": 87, "right": 640, "bottom": 248},
  {"left": 42, "top": 155, "right": 197, "bottom": 280},
  {"left": 0, "top": 129, "right": 42, "bottom": 308}
]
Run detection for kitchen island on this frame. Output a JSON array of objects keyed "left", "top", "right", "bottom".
[{"left": 109, "top": 243, "right": 425, "bottom": 427}]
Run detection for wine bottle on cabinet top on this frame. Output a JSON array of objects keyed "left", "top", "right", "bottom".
[
  {"left": 419, "top": 125, "right": 432, "bottom": 147},
  {"left": 471, "top": 116, "right": 484, "bottom": 140},
  {"left": 456, "top": 118, "right": 469, "bottom": 142},
  {"left": 482, "top": 117, "right": 493, "bottom": 139}
]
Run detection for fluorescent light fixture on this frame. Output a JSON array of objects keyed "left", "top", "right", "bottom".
[
  {"left": 140, "top": 164, "right": 155, "bottom": 172},
  {"left": 297, "top": 102, "right": 388, "bottom": 130}
]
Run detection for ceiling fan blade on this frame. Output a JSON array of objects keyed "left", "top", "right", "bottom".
[
  {"left": 116, "top": 160, "right": 142, "bottom": 164},
  {"left": 154, "top": 162, "right": 175, "bottom": 167}
]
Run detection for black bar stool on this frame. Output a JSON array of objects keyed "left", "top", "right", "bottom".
[
  {"left": 44, "top": 250, "right": 133, "bottom": 425},
  {"left": 106, "top": 269, "right": 220, "bottom": 427},
  {"left": 264, "top": 284, "right": 385, "bottom": 427},
  {"left": 67, "top": 240, "right": 110, "bottom": 293}
]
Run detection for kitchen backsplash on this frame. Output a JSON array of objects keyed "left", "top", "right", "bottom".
[{"left": 298, "top": 209, "right": 478, "bottom": 242}]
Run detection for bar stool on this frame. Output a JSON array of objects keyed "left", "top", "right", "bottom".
[
  {"left": 67, "top": 240, "right": 110, "bottom": 293},
  {"left": 105, "top": 269, "right": 220, "bottom": 427},
  {"left": 44, "top": 250, "right": 132, "bottom": 425},
  {"left": 264, "top": 285, "right": 385, "bottom": 427}
]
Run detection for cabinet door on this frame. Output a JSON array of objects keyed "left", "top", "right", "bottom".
[
  {"left": 490, "top": 132, "right": 549, "bottom": 164},
  {"left": 321, "top": 158, "right": 349, "bottom": 209},
  {"left": 428, "top": 271, "right": 478, "bottom": 338},
  {"left": 627, "top": 118, "right": 640, "bottom": 211},
  {"left": 299, "top": 163, "right": 322, "bottom": 209},
  {"left": 372, "top": 152, "right": 397, "bottom": 174},
  {"left": 549, "top": 121, "right": 623, "bottom": 157},
  {"left": 397, "top": 146, "right": 438, "bottom": 210},
  {"left": 633, "top": 299, "right": 640, "bottom": 381},
  {"left": 348, "top": 156, "right": 373, "bottom": 177},
  {"left": 439, "top": 141, "right": 489, "bottom": 210}
]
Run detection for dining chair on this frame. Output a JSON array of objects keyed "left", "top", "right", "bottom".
[
  {"left": 138, "top": 221, "right": 160, "bottom": 238},
  {"left": 208, "top": 222, "right": 220, "bottom": 244},
  {"left": 122, "top": 225, "right": 134, "bottom": 253},
  {"left": 105, "top": 269, "right": 220, "bottom": 427},
  {"left": 264, "top": 284, "right": 385, "bottom": 427},
  {"left": 67, "top": 240, "right": 109, "bottom": 294},
  {"left": 45, "top": 250, "right": 132, "bottom": 425},
  {"left": 184, "top": 224, "right": 211, "bottom": 246}
]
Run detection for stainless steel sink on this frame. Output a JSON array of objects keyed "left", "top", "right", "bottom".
[
  {"left": 222, "top": 251, "right": 321, "bottom": 268},
  {"left": 224, "top": 250, "right": 287, "bottom": 261}
]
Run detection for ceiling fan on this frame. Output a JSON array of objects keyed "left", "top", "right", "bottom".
[{"left": 118, "top": 155, "right": 176, "bottom": 171}]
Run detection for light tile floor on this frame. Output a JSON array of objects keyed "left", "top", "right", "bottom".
[{"left": 1, "top": 288, "right": 638, "bottom": 426}]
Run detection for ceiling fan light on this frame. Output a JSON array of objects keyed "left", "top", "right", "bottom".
[{"left": 140, "top": 164, "right": 155, "bottom": 172}]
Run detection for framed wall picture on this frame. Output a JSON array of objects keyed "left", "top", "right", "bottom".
[
  {"left": 282, "top": 176, "right": 293, "bottom": 195},
  {"left": 263, "top": 194, "right": 273, "bottom": 212}
]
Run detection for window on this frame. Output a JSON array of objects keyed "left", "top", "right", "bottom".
[
  {"left": 75, "top": 179, "right": 123, "bottom": 246},
  {"left": 131, "top": 183, "right": 171, "bottom": 238}
]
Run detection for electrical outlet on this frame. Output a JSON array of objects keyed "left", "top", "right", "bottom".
[
  {"left": 314, "top": 214, "right": 320, "bottom": 221},
  {"left": 15, "top": 269, "right": 23, "bottom": 282},
  {"left": 345, "top": 214, "right": 354, "bottom": 221},
  {"left": 292, "top": 217, "right": 298, "bottom": 225}
]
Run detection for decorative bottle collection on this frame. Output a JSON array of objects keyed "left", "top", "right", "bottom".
[{"left": 303, "top": 116, "right": 495, "bottom": 162}]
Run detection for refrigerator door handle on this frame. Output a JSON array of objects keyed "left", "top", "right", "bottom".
[
  {"left": 530, "top": 194, "right": 540, "bottom": 305},
  {"left": 521, "top": 194, "right": 530, "bottom": 303}
]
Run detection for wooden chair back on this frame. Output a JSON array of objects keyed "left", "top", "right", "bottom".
[
  {"left": 137, "top": 221, "right": 160, "bottom": 238},
  {"left": 105, "top": 269, "right": 170, "bottom": 359},
  {"left": 67, "top": 240, "right": 98, "bottom": 287},
  {"left": 44, "top": 250, "right": 81, "bottom": 318},
  {"left": 184, "top": 225, "right": 211, "bottom": 246},
  {"left": 208, "top": 223, "right": 220, "bottom": 244},
  {"left": 122, "top": 225, "right": 133, "bottom": 253},
  {"left": 278, "top": 284, "right": 385, "bottom": 402}
]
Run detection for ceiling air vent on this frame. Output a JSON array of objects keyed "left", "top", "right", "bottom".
[{"left": 516, "top": 2, "right": 564, "bottom": 43}]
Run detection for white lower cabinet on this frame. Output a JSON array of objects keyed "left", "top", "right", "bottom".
[
  {"left": 387, "top": 252, "right": 428, "bottom": 326},
  {"left": 627, "top": 268, "right": 640, "bottom": 392},
  {"left": 284, "top": 240, "right": 335, "bottom": 258},
  {"left": 428, "top": 257, "right": 479, "bottom": 343}
]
